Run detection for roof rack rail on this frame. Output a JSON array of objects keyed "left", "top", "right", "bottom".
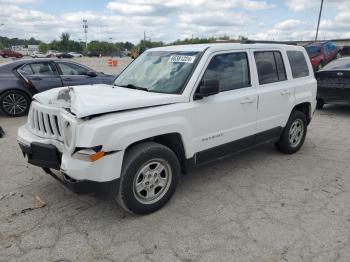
[{"left": 240, "top": 40, "right": 297, "bottom": 45}]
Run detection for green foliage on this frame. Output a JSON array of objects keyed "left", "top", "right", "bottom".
[
  {"left": 0, "top": 33, "right": 248, "bottom": 56},
  {"left": 238, "top": 35, "right": 248, "bottom": 41},
  {"left": 170, "top": 37, "right": 217, "bottom": 45},
  {"left": 0, "top": 36, "right": 42, "bottom": 48},
  {"left": 50, "top": 32, "right": 84, "bottom": 53},
  {"left": 88, "top": 41, "right": 119, "bottom": 55},
  {"left": 38, "top": 43, "right": 48, "bottom": 53},
  {"left": 60, "top": 33, "right": 70, "bottom": 43},
  {"left": 137, "top": 40, "right": 164, "bottom": 49}
]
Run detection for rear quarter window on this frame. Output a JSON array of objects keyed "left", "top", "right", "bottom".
[
  {"left": 254, "top": 51, "right": 287, "bottom": 85},
  {"left": 287, "top": 51, "right": 310, "bottom": 78}
]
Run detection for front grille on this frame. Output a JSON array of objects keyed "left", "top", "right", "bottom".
[{"left": 28, "top": 102, "right": 63, "bottom": 141}]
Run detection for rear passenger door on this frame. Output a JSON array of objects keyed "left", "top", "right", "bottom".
[
  {"left": 253, "top": 50, "right": 294, "bottom": 135},
  {"left": 19, "top": 62, "right": 63, "bottom": 93}
]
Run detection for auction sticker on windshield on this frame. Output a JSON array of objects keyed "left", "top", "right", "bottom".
[{"left": 169, "top": 55, "right": 196, "bottom": 63}]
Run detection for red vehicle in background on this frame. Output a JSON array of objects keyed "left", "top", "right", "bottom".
[
  {"left": 305, "top": 41, "right": 342, "bottom": 71},
  {"left": 0, "top": 49, "right": 23, "bottom": 58}
]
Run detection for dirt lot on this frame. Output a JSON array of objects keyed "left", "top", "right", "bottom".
[{"left": 1, "top": 58, "right": 350, "bottom": 261}]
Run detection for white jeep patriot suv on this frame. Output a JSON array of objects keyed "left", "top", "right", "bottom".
[{"left": 18, "top": 43, "right": 317, "bottom": 214}]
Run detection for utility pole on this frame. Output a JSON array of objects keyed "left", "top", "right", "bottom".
[
  {"left": 83, "top": 19, "right": 88, "bottom": 49},
  {"left": 315, "top": 0, "right": 324, "bottom": 41}
]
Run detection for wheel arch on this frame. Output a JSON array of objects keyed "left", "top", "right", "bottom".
[
  {"left": 124, "top": 132, "right": 188, "bottom": 174},
  {"left": 292, "top": 102, "right": 311, "bottom": 124}
]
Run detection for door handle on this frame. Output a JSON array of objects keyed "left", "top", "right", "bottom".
[
  {"left": 281, "top": 89, "right": 291, "bottom": 95},
  {"left": 240, "top": 97, "right": 255, "bottom": 104},
  {"left": 64, "top": 78, "right": 72, "bottom": 81}
]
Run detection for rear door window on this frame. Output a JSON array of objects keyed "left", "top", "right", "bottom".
[
  {"left": 21, "top": 62, "right": 56, "bottom": 76},
  {"left": 287, "top": 51, "right": 310, "bottom": 78},
  {"left": 254, "top": 51, "right": 287, "bottom": 85}
]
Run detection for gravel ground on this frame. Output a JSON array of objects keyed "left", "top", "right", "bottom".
[
  {"left": 1, "top": 57, "right": 350, "bottom": 261},
  {"left": 1, "top": 106, "right": 350, "bottom": 261}
]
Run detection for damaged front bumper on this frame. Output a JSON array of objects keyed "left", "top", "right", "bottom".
[{"left": 17, "top": 124, "right": 123, "bottom": 195}]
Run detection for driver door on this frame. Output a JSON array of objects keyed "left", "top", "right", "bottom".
[{"left": 191, "top": 51, "right": 258, "bottom": 164}]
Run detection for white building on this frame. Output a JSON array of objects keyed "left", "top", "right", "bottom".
[{"left": 11, "top": 45, "right": 39, "bottom": 55}]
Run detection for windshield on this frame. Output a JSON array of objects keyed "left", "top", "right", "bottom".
[
  {"left": 114, "top": 51, "right": 200, "bottom": 94},
  {"left": 305, "top": 45, "right": 320, "bottom": 57}
]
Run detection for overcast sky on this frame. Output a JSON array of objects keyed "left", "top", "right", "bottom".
[{"left": 0, "top": 0, "right": 348, "bottom": 43}]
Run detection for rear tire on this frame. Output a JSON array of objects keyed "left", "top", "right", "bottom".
[
  {"left": 0, "top": 90, "right": 30, "bottom": 117},
  {"left": 116, "top": 142, "right": 180, "bottom": 215},
  {"left": 275, "top": 111, "right": 307, "bottom": 154},
  {"left": 316, "top": 99, "right": 324, "bottom": 110}
]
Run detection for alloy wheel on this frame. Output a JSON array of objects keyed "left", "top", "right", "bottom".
[
  {"left": 133, "top": 159, "right": 172, "bottom": 205},
  {"left": 2, "top": 93, "right": 28, "bottom": 116},
  {"left": 289, "top": 119, "right": 304, "bottom": 148}
]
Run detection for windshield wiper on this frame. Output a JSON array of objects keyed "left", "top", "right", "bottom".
[{"left": 117, "top": 84, "right": 149, "bottom": 92}]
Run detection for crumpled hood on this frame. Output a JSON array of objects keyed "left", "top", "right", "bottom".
[{"left": 33, "top": 84, "right": 186, "bottom": 118}]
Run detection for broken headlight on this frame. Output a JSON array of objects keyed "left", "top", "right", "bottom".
[{"left": 72, "top": 146, "right": 105, "bottom": 162}]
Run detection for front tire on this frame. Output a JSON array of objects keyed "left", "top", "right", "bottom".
[
  {"left": 275, "top": 111, "right": 307, "bottom": 154},
  {"left": 0, "top": 90, "right": 30, "bottom": 117},
  {"left": 116, "top": 142, "right": 180, "bottom": 215}
]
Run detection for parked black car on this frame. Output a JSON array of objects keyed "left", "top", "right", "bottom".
[
  {"left": 0, "top": 59, "right": 117, "bottom": 117},
  {"left": 315, "top": 57, "right": 350, "bottom": 109},
  {"left": 87, "top": 51, "right": 101, "bottom": 57},
  {"left": 56, "top": 53, "right": 73, "bottom": 59}
]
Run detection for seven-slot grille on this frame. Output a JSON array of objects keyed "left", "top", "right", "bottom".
[{"left": 28, "top": 102, "right": 63, "bottom": 141}]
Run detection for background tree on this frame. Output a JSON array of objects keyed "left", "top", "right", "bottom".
[{"left": 38, "top": 43, "right": 48, "bottom": 53}]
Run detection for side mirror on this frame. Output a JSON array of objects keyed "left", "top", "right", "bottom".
[
  {"left": 194, "top": 79, "right": 219, "bottom": 100},
  {"left": 86, "top": 71, "right": 97, "bottom": 77}
]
